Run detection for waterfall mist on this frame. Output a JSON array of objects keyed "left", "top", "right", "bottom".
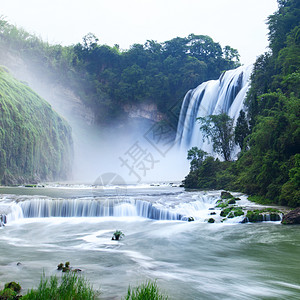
[{"left": 0, "top": 50, "right": 189, "bottom": 183}]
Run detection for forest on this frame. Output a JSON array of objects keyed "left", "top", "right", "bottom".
[
  {"left": 184, "top": 0, "right": 300, "bottom": 207},
  {"left": 0, "top": 19, "right": 240, "bottom": 124}
]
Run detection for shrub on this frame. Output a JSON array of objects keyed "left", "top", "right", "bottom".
[
  {"left": 0, "top": 288, "right": 17, "bottom": 300},
  {"left": 4, "top": 282, "right": 21, "bottom": 293}
]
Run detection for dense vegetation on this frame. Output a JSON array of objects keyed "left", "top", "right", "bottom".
[
  {"left": 184, "top": 0, "right": 300, "bottom": 207},
  {"left": 0, "top": 67, "right": 73, "bottom": 184},
  {"left": 0, "top": 18, "right": 240, "bottom": 124}
]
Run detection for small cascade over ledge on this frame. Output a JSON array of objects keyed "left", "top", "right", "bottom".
[
  {"left": 6, "top": 198, "right": 183, "bottom": 221},
  {"left": 176, "top": 65, "right": 253, "bottom": 153}
]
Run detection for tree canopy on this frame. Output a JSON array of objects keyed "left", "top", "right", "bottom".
[
  {"left": 198, "top": 113, "right": 234, "bottom": 161},
  {"left": 0, "top": 18, "right": 240, "bottom": 124},
  {"left": 184, "top": 0, "right": 300, "bottom": 207}
]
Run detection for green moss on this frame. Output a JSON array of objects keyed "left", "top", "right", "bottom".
[
  {"left": 208, "top": 218, "right": 215, "bottom": 223},
  {"left": 221, "top": 191, "right": 234, "bottom": 199},
  {"left": 221, "top": 207, "right": 244, "bottom": 218},
  {"left": 216, "top": 202, "right": 229, "bottom": 208},
  {"left": 4, "top": 282, "right": 21, "bottom": 293},
  {"left": 245, "top": 209, "right": 282, "bottom": 222},
  {"left": 0, "top": 68, "right": 73, "bottom": 184}
]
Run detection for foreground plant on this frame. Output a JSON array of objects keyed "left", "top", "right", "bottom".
[
  {"left": 125, "top": 281, "right": 168, "bottom": 300},
  {"left": 22, "top": 273, "right": 97, "bottom": 300},
  {"left": 112, "top": 230, "right": 125, "bottom": 241}
]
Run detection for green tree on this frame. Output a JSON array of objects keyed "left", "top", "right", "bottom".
[
  {"left": 197, "top": 113, "right": 234, "bottom": 161},
  {"left": 234, "top": 110, "right": 250, "bottom": 150},
  {"left": 187, "top": 147, "right": 207, "bottom": 171}
]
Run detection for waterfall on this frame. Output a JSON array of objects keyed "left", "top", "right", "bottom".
[
  {"left": 176, "top": 65, "right": 253, "bottom": 153},
  {"left": 6, "top": 198, "right": 182, "bottom": 221}
]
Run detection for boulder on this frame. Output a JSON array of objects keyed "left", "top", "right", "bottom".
[
  {"left": 221, "top": 191, "right": 234, "bottom": 199},
  {"left": 282, "top": 208, "right": 300, "bottom": 225}
]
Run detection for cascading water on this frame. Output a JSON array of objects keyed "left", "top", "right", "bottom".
[
  {"left": 6, "top": 198, "right": 183, "bottom": 221},
  {"left": 2, "top": 189, "right": 223, "bottom": 223},
  {"left": 176, "top": 65, "right": 253, "bottom": 153}
]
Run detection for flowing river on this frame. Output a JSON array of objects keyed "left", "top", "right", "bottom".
[{"left": 0, "top": 184, "right": 299, "bottom": 299}]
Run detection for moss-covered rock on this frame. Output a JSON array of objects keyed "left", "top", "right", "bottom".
[
  {"left": 0, "top": 67, "right": 73, "bottom": 184},
  {"left": 221, "top": 191, "right": 234, "bottom": 199},
  {"left": 220, "top": 207, "right": 244, "bottom": 218},
  {"left": 4, "top": 282, "right": 21, "bottom": 293},
  {"left": 244, "top": 209, "right": 282, "bottom": 223},
  {"left": 207, "top": 218, "right": 215, "bottom": 223},
  {"left": 282, "top": 207, "right": 300, "bottom": 225}
]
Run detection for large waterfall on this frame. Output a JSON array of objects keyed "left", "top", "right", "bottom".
[{"left": 176, "top": 65, "right": 253, "bottom": 153}]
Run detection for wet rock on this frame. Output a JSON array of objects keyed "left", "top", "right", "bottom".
[
  {"left": 210, "top": 212, "right": 216, "bottom": 215},
  {"left": 72, "top": 268, "right": 82, "bottom": 273},
  {"left": 243, "top": 210, "right": 282, "bottom": 223},
  {"left": 187, "top": 217, "right": 194, "bottom": 222},
  {"left": 221, "top": 191, "right": 234, "bottom": 199},
  {"left": 282, "top": 207, "right": 300, "bottom": 225},
  {"left": 208, "top": 218, "right": 215, "bottom": 223},
  {"left": 0, "top": 214, "right": 6, "bottom": 227}
]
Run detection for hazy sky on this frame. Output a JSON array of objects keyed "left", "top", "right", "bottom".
[{"left": 1, "top": 0, "right": 278, "bottom": 65}]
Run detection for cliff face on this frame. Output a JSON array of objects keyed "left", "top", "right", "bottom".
[
  {"left": 0, "top": 49, "right": 95, "bottom": 126},
  {"left": 123, "top": 103, "right": 166, "bottom": 122},
  {"left": 0, "top": 66, "right": 73, "bottom": 184}
]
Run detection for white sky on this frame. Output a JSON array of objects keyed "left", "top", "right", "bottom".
[{"left": 1, "top": 0, "right": 278, "bottom": 65}]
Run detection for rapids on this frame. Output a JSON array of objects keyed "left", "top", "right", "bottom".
[{"left": 0, "top": 184, "right": 299, "bottom": 299}]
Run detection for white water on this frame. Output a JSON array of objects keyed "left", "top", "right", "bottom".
[
  {"left": 2, "top": 187, "right": 227, "bottom": 223},
  {"left": 0, "top": 185, "right": 299, "bottom": 299},
  {"left": 176, "top": 65, "right": 253, "bottom": 154}
]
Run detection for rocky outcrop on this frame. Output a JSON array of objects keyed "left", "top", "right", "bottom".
[
  {"left": 123, "top": 103, "right": 166, "bottom": 122},
  {"left": 282, "top": 207, "right": 300, "bottom": 225}
]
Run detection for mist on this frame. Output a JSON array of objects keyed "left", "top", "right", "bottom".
[{"left": 0, "top": 50, "right": 189, "bottom": 184}]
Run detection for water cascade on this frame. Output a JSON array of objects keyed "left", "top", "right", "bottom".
[
  {"left": 176, "top": 65, "right": 253, "bottom": 152},
  {"left": 6, "top": 198, "right": 183, "bottom": 221}
]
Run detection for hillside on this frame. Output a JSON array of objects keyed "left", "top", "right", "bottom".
[
  {"left": 0, "top": 18, "right": 240, "bottom": 126},
  {"left": 0, "top": 66, "right": 73, "bottom": 184},
  {"left": 184, "top": 0, "right": 300, "bottom": 207}
]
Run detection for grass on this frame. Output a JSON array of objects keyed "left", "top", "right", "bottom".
[
  {"left": 22, "top": 273, "right": 97, "bottom": 300},
  {"left": 125, "top": 281, "right": 168, "bottom": 300},
  {"left": 247, "top": 195, "right": 277, "bottom": 206}
]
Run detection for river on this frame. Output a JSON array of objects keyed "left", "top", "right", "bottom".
[{"left": 0, "top": 184, "right": 299, "bottom": 299}]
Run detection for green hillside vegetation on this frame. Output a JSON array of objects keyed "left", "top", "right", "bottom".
[
  {"left": 0, "top": 66, "right": 73, "bottom": 184},
  {"left": 184, "top": 0, "right": 300, "bottom": 207},
  {"left": 0, "top": 18, "right": 240, "bottom": 124}
]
